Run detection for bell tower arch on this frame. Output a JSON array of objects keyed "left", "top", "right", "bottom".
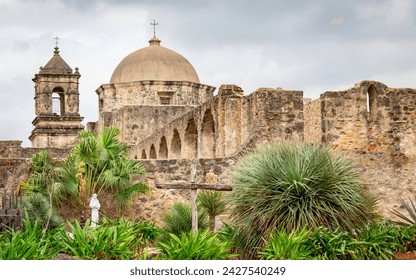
[{"left": 29, "top": 44, "right": 84, "bottom": 148}]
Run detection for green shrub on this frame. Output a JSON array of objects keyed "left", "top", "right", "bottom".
[
  {"left": 157, "top": 230, "right": 235, "bottom": 260},
  {"left": 228, "top": 142, "right": 378, "bottom": 257},
  {"left": 58, "top": 219, "right": 144, "bottom": 260},
  {"left": 259, "top": 227, "right": 314, "bottom": 260},
  {"left": 356, "top": 223, "right": 403, "bottom": 260},
  {"left": 307, "top": 226, "right": 360, "bottom": 260},
  {"left": 0, "top": 220, "right": 62, "bottom": 260}
]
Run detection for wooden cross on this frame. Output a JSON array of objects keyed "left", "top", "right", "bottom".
[
  {"left": 53, "top": 36, "right": 60, "bottom": 47},
  {"left": 150, "top": 19, "right": 158, "bottom": 37},
  {"left": 156, "top": 163, "right": 232, "bottom": 233}
]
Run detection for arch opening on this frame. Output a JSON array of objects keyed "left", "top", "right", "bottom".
[
  {"left": 52, "top": 87, "right": 64, "bottom": 116},
  {"left": 201, "top": 110, "right": 216, "bottom": 158},
  {"left": 149, "top": 144, "right": 157, "bottom": 159},
  {"left": 171, "top": 129, "right": 182, "bottom": 158},
  {"left": 159, "top": 136, "right": 168, "bottom": 159},
  {"left": 184, "top": 119, "right": 198, "bottom": 159}
]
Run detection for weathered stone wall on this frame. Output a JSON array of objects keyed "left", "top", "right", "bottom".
[
  {"left": 0, "top": 140, "right": 71, "bottom": 202},
  {"left": 95, "top": 81, "right": 215, "bottom": 135},
  {"left": 303, "top": 80, "right": 416, "bottom": 218},
  {"left": 303, "top": 98, "right": 321, "bottom": 143},
  {"left": 130, "top": 156, "right": 238, "bottom": 224},
  {"left": 132, "top": 85, "right": 304, "bottom": 160}
]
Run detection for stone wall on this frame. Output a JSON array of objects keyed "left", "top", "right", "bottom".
[
  {"left": 303, "top": 98, "right": 321, "bottom": 143},
  {"left": 302, "top": 80, "right": 416, "bottom": 218},
  {"left": 0, "top": 140, "right": 70, "bottom": 201},
  {"left": 132, "top": 85, "right": 304, "bottom": 160}
]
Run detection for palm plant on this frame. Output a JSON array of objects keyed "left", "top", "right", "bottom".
[
  {"left": 23, "top": 192, "right": 63, "bottom": 229},
  {"left": 20, "top": 151, "right": 63, "bottom": 229},
  {"left": 198, "top": 190, "right": 227, "bottom": 231},
  {"left": 391, "top": 195, "right": 416, "bottom": 226},
  {"left": 228, "top": 142, "right": 378, "bottom": 258},
  {"left": 53, "top": 127, "right": 150, "bottom": 215}
]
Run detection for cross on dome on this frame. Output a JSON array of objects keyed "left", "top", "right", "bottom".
[{"left": 150, "top": 19, "right": 158, "bottom": 37}]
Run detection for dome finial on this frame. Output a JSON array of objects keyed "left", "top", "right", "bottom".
[{"left": 150, "top": 19, "right": 158, "bottom": 37}]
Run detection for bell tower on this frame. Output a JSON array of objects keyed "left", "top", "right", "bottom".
[{"left": 29, "top": 42, "right": 84, "bottom": 148}]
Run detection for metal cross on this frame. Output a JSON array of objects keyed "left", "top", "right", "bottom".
[
  {"left": 53, "top": 36, "right": 60, "bottom": 47},
  {"left": 150, "top": 19, "right": 158, "bottom": 37}
]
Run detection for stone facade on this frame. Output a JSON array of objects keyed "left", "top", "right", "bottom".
[{"left": 1, "top": 39, "right": 416, "bottom": 222}]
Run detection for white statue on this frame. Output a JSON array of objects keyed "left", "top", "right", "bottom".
[{"left": 89, "top": 193, "right": 100, "bottom": 227}]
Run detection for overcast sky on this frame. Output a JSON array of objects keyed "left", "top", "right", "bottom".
[{"left": 1, "top": 0, "right": 416, "bottom": 146}]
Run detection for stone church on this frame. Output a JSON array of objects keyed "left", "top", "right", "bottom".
[{"left": 1, "top": 34, "right": 415, "bottom": 222}]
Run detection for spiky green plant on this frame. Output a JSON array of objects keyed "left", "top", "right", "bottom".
[
  {"left": 198, "top": 190, "right": 227, "bottom": 231},
  {"left": 391, "top": 195, "right": 416, "bottom": 226},
  {"left": 160, "top": 202, "right": 208, "bottom": 235},
  {"left": 157, "top": 230, "right": 235, "bottom": 260},
  {"left": 228, "top": 142, "right": 378, "bottom": 257}
]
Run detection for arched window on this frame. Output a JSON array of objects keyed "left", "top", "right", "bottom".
[
  {"left": 366, "top": 84, "right": 378, "bottom": 121},
  {"left": 159, "top": 136, "right": 168, "bottom": 159},
  {"left": 184, "top": 119, "right": 198, "bottom": 159},
  {"left": 171, "top": 129, "right": 182, "bottom": 158},
  {"left": 201, "top": 110, "right": 216, "bottom": 158},
  {"left": 52, "top": 87, "right": 64, "bottom": 116}
]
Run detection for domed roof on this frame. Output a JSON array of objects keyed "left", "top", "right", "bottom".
[{"left": 110, "top": 37, "right": 200, "bottom": 84}]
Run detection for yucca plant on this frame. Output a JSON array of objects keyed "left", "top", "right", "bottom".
[
  {"left": 157, "top": 230, "right": 235, "bottom": 260},
  {"left": 160, "top": 202, "right": 208, "bottom": 236},
  {"left": 198, "top": 190, "right": 227, "bottom": 231},
  {"left": 228, "top": 142, "right": 378, "bottom": 258},
  {"left": 391, "top": 195, "right": 416, "bottom": 226},
  {"left": 259, "top": 227, "right": 314, "bottom": 260}
]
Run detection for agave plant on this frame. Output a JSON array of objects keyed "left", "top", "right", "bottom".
[
  {"left": 228, "top": 142, "right": 378, "bottom": 258},
  {"left": 391, "top": 195, "right": 416, "bottom": 226}
]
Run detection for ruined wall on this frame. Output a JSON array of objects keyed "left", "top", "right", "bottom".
[
  {"left": 133, "top": 85, "right": 304, "bottom": 160},
  {"left": 0, "top": 141, "right": 70, "bottom": 199},
  {"left": 304, "top": 81, "right": 416, "bottom": 217},
  {"left": 303, "top": 98, "right": 321, "bottom": 143}
]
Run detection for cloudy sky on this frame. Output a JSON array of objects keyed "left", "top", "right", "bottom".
[{"left": 1, "top": 0, "right": 415, "bottom": 146}]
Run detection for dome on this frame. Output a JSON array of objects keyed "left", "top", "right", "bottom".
[{"left": 110, "top": 37, "right": 200, "bottom": 84}]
